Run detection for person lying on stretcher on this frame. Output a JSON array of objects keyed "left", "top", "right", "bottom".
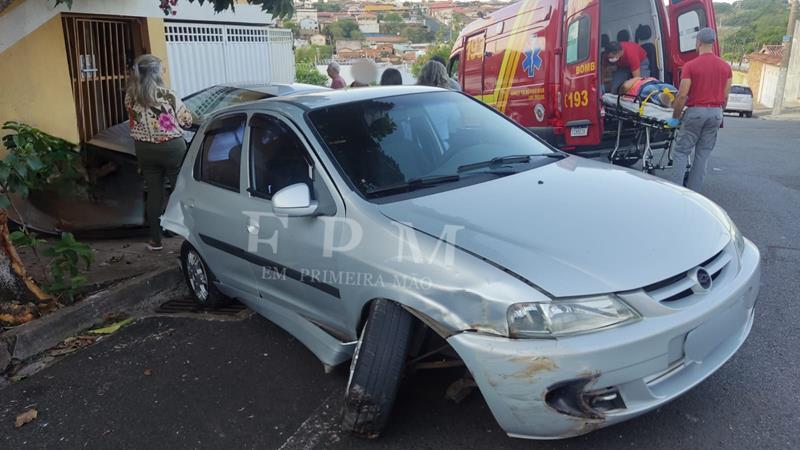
[{"left": 619, "top": 77, "right": 678, "bottom": 108}]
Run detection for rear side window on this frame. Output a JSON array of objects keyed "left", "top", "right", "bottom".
[
  {"left": 677, "top": 8, "right": 708, "bottom": 53},
  {"left": 731, "top": 86, "right": 752, "bottom": 95},
  {"left": 195, "top": 114, "right": 246, "bottom": 191},
  {"left": 249, "top": 114, "right": 313, "bottom": 199},
  {"left": 566, "top": 16, "right": 591, "bottom": 64}
]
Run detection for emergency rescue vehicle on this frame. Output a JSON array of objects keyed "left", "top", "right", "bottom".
[{"left": 449, "top": 0, "right": 719, "bottom": 150}]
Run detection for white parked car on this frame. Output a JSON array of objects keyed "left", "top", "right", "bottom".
[
  {"left": 163, "top": 87, "right": 761, "bottom": 440},
  {"left": 726, "top": 84, "right": 754, "bottom": 118}
]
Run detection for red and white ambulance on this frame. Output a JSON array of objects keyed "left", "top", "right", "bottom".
[{"left": 449, "top": 0, "right": 719, "bottom": 150}]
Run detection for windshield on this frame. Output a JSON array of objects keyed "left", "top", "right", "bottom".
[
  {"left": 183, "top": 86, "right": 272, "bottom": 124},
  {"left": 308, "top": 91, "right": 556, "bottom": 198}
]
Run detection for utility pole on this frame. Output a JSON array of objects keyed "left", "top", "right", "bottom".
[{"left": 773, "top": 0, "right": 798, "bottom": 115}]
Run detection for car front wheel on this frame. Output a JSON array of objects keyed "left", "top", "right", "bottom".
[
  {"left": 342, "top": 299, "right": 414, "bottom": 438},
  {"left": 180, "top": 241, "right": 230, "bottom": 308}
]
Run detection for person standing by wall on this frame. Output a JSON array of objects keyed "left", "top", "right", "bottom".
[
  {"left": 664, "top": 28, "right": 732, "bottom": 191},
  {"left": 125, "top": 54, "right": 192, "bottom": 251},
  {"left": 327, "top": 62, "right": 346, "bottom": 89}
]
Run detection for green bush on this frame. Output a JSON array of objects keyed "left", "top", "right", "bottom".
[{"left": 296, "top": 62, "right": 328, "bottom": 86}]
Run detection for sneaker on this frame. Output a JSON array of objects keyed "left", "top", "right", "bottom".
[{"left": 147, "top": 241, "right": 164, "bottom": 252}]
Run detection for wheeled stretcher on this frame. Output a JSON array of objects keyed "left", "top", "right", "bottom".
[{"left": 602, "top": 92, "right": 678, "bottom": 173}]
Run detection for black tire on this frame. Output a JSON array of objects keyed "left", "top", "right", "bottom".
[
  {"left": 180, "top": 241, "right": 230, "bottom": 308},
  {"left": 342, "top": 299, "right": 414, "bottom": 438},
  {"left": 745, "top": 111, "right": 753, "bottom": 118},
  {"left": 738, "top": 112, "right": 743, "bottom": 118}
]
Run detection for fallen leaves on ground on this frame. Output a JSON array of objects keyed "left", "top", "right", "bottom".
[
  {"left": 88, "top": 317, "right": 134, "bottom": 335},
  {"left": 48, "top": 334, "right": 99, "bottom": 357},
  {"left": 14, "top": 409, "right": 37, "bottom": 428},
  {"left": 0, "top": 302, "right": 37, "bottom": 327}
]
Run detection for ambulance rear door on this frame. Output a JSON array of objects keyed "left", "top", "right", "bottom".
[
  {"left": 667, "top": 0, "right": 718, "bottom": 79},
  {"left": 560, "top": 0, "right": 601, "bottom": 147},
  {"left": 463, "top": 31, "right": 486, "bottom": 95}
]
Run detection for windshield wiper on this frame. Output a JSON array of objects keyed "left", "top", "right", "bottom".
[
  {"left": 457, "top": 153, "right": 565, "bottom": 174},
  {"left": 365, "top": 174, "right": 460, "bottom": 197}
]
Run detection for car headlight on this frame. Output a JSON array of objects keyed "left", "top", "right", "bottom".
[
  {"left": 730, "top": 220, "right": 745, "bottom": 260},
  {"left": 507, "top": 295, "right": 640, "bottom": 338}
]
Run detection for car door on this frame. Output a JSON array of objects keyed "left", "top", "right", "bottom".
[
  {"left": 243, "top": 113, "right": 349, "bottom": 336},
  {"left": 667, "top": 0, "right": 718, "bottom": 80},
  {"left": 560, "top": 0, "right": 601, "bottom": 147},
  {"left": 186, "top": 113, "right": 259, "bottom": 297}
]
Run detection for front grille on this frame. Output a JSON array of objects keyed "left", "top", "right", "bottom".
[{"left": 643, "top": 249, "right": 731, "bottom": 303}]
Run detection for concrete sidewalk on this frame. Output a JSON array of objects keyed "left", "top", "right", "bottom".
[{"left": 754, "top": 102, "right": 800, "bottom": 121}]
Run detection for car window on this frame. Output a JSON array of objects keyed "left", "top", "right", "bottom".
[
  {"left": 195, "top": 114, "right": 246, "bottom": 191},
  {"left": 184, "top": 86, "right": 272, "bottom": 123},
  {"left": 677, "top": 8, "right": 707, "bottom": 53},
  {"left": 731, "top": 86, "right": 752, "bottom": 96},
  {"left": 249, "top": 114, "right": 313, "bottom": 199},
  {"left": 308, "top": 91, "right": 556, "bottom": 198},
  {"left": 566, "top": 16, "right": 590, "bottom": 64}
]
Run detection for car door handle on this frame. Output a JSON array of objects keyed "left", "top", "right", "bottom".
[{"left": 247, "top": 224, "right": 259, "bottom": 235}]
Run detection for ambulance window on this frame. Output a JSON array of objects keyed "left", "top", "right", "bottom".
[
  {"left": 566, "top": 16, "right": 590, "bottom": 64},
  {"left": 449, "top": 56, "right": 460, "bottom": 78},
  {"left": 677, "top": 8, "right": 707, "bottom": 53}
]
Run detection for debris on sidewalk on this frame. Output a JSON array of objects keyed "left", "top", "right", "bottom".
[
  {"left": 14, "top": 408, "right": 38, "bottom": 428},
  {"left": 88, "top": 317, "right": 135, "bottom": 335},
  {"left": 48, "top": 334, "right": 99, "bottom": 357}
]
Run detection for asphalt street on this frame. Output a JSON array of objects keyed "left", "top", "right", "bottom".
[{"left": 2, "top": 116, "right": 799, "bottom": 449}]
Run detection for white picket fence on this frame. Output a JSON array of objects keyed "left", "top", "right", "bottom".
[{"left": 165, "top": 22, "right": 295, "bottom": 97}]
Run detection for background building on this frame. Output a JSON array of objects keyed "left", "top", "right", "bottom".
[{"left": 0, "top": 0, "right": 293, "bottom": 146}]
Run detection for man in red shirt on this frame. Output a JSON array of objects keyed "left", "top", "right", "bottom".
[
  {"left": 665, "top": 27, "right": 732, "bottom": 191},
  {"left": 605, "top": 40, "right": 650, "bottom": 92}
]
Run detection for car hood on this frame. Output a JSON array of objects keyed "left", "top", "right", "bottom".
[{"left": 377, "top": 156, "right": 732, "bottom": 298}]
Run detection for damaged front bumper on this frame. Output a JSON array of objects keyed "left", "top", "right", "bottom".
[{"left": 447, "top": 240, "right": 760, "bottom": 439}]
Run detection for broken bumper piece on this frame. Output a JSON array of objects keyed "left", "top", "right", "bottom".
[{"left": 446, "top": 240, "right": 760, "bottom": 439}]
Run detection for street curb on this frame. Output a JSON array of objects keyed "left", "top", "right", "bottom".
[{"left": 2, "top": 264, "right": 182, "bottom": 364}]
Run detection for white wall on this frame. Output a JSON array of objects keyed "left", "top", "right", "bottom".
[
  {"left": 759, "top": 64, "right": 780, "bottom": 108},
  {"left": 785, "top": 20, "right": 800, "bottom": 103},
  {"left": 1, "top": 0, "right": 274, "bottom": 54}
]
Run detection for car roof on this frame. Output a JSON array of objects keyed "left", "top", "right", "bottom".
[
  {"left": 267, "top": 85, "right": 449, "bottom": 110},
  {"left": 203, "top": 82, "right": 329, "bottom": 97}
]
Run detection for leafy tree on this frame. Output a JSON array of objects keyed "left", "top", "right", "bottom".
[
  {"left": 296, "top": 45, "right": 332, "bottom": 63},
  {"left": 412, "top": 42, "right": 454, "bottom": 77},
  {"left": 383, "top": 12, "right": 403, "bottom": 23},
  {"left": 314, "top": 2, "right": 341, "bottom": 13},
  {"left": 714, "top": 0, "right": 790, "bottom": 61},
  {"left": 0, "top": 122, "right": 93, "bottom": 320},
  {"left": 328, "top": 19, "right": 363, "bottom": 41},
  {"left": 295, "top": 62, "right": 328, "bottom": 86},
  {"left": 53, "top": 0, "right": 296, "bottom": 19}
]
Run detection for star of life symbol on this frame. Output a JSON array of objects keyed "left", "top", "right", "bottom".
[{"left": 522, "top": 37, "right": 543, "bottom": 78}]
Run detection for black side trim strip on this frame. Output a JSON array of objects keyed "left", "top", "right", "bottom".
[{"left": 199, "top": 234, "right": 341, "bottom": 299}]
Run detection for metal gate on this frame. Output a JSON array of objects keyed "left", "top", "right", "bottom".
[
  {"left": 165, "top": 23, "right": 295, "bottom": 98},
  {"left": 63, "top": 16, "right": 135, "bottom": 142}
]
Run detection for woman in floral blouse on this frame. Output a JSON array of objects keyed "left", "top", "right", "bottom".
[{"left": 125, "top": 54, "right": 192, "bottom": 251}]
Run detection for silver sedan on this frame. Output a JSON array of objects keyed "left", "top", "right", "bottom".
[{"left": 163, "top": 86, "right": 760, "bottom": 440}]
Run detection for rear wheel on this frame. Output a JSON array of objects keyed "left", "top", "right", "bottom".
[
  {"left": 342, "top": 299, "right": 414, "bottom": 438},
  {"left": 745, "top": 111, "right": 753, "bottom": 118},
  {"left": 738, "top": 112, "right": 744, "bottom": 118},
  {"left": 180, "top": 241, "right": 230, "bottom": 308}
]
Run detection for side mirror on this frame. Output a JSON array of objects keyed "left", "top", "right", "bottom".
[{"left": 272, "top": 183, "right": 319, "bottom": 217}]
